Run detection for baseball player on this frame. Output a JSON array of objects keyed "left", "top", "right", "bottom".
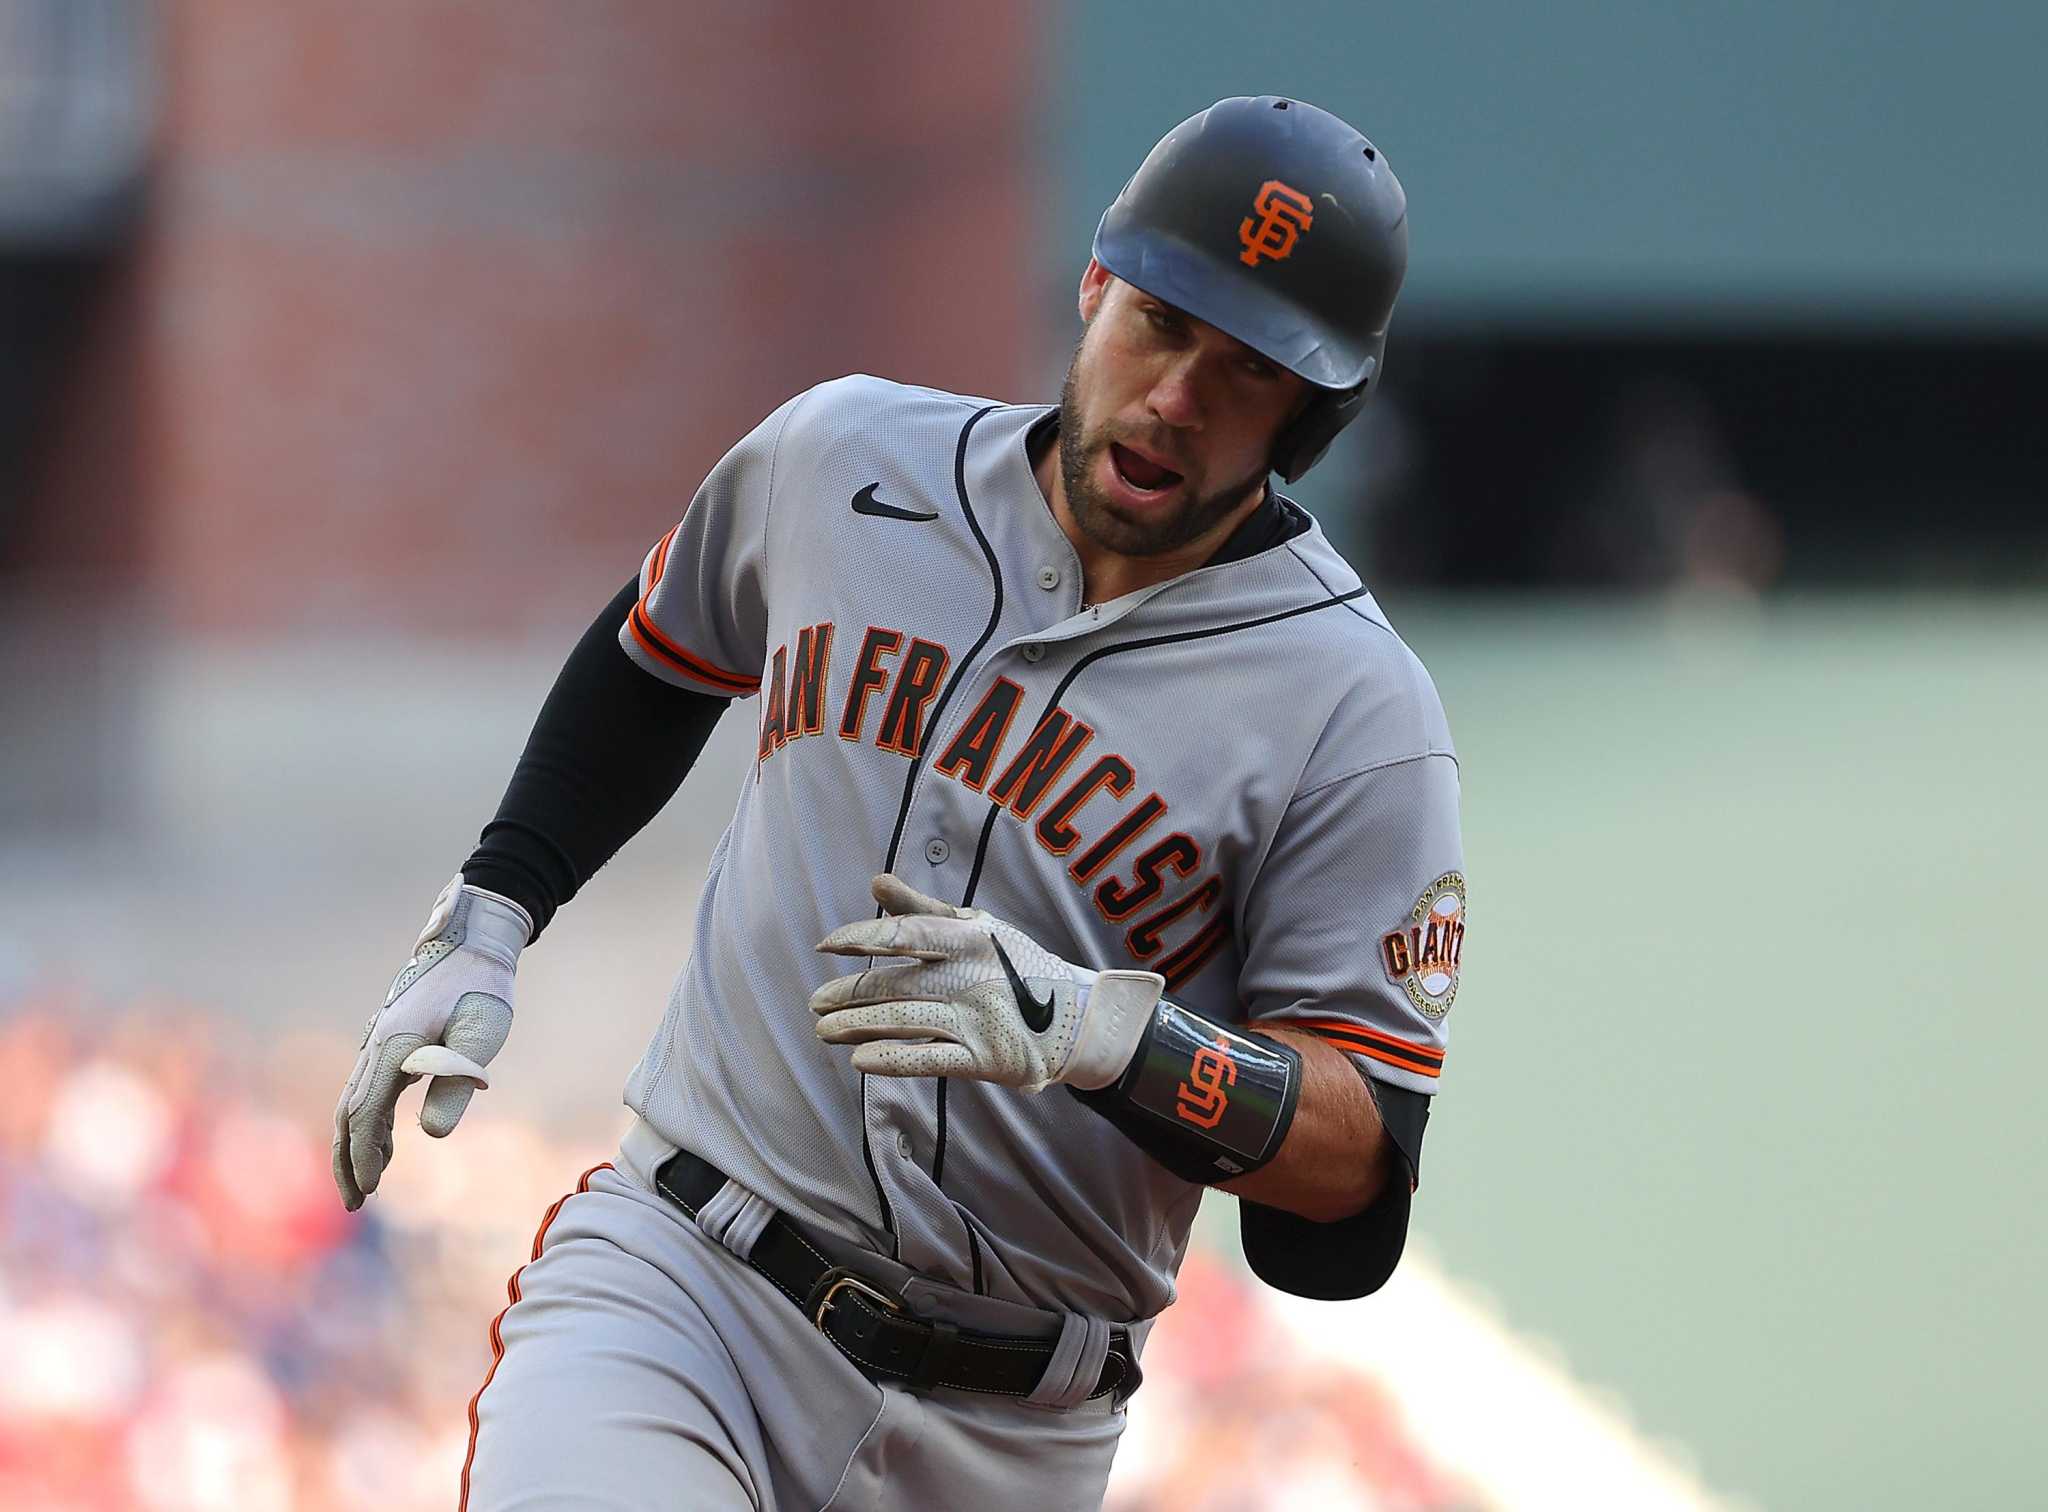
[{"left": 333, "top": 96, "right": 1464, "bottom": 1511}]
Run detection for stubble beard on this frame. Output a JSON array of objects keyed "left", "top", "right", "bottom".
[{"left": 1055, "top": 352, "right": 1269, "bottom": 560}]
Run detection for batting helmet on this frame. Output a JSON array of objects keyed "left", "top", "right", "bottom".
[{"left": 1091, "top": 96, "right": 1408, "bottom": 483}]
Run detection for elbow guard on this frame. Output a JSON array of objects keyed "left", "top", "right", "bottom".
[{"left": 1070, "top": 997, "right": 1301, "bottom": 1184}]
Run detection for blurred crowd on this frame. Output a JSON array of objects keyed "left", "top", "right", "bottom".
[
  {"left": 1105, "top": 1252, "right": 1481, "bottom": 1512},
  {"left": 0, "top": 987, "right": 601, "bottom": 1511},
  {"left": 0, "top": 988, "right": 1476, "bottom": 1511}
]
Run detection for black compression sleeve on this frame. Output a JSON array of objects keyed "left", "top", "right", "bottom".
[
  {"left": 1238, "top": 1074, "right": 1431, "bottom": 1301},
  {"left": 460, "top": 578, "right": 730, "bottom": 940}
]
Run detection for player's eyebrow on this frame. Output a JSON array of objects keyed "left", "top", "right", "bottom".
[{"left": 1144, "top": 296, "right": 1278, "bottom": 371}]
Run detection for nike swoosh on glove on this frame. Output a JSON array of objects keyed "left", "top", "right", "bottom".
[
  {"left": 810, "top": 874, "right": 1162, "bottom": 1093},
  {"left": 332, "top": 874, "right": 531, "bottom": 1210}
]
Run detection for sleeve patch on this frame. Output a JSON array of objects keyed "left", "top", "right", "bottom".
[{"left": 1380, "top": 871, "right": 1465, "bottom": 1021}]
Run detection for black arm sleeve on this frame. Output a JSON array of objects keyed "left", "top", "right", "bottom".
[
  {"left": 460, "top": 578, "right": 732, "bottom": 940},
  {"left": 1239, "top": 1074, "right": 1432, "bottom": 1301}
]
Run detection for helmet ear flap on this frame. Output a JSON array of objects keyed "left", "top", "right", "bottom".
[{"left": 1271, "top": 364, "right": 1374, "bottom": 483}]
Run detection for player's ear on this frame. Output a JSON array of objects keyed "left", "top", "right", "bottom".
[{"left": 1078, "top": 258, "right": 1112, "bottom": 323}]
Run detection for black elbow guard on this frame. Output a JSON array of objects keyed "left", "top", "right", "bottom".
[{"left": 1070, "top": 997, "right": 1302, "bottom": 1184}]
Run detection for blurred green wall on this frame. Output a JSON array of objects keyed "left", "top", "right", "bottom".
[
  {"left": 1361, "top": 593, "right": 2045, "bottom": 1509},
  {"left": 1055, "top": 1, "right": 2048, "bottom": 326}
]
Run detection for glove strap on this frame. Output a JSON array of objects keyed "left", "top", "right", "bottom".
[
  {"left": 1071, "top": 998, "right": 1301, "bottom": 1184},
  {"left": 463, "top": 882, "right": 536, "bottom": 955}
]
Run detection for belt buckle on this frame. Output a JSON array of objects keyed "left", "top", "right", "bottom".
[{"left": 807, "top": 1266, "right": 904, "bottom": 1331}]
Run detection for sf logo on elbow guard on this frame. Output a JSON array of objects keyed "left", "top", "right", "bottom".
[{"left": 1174, "top": 1036, "right": 1238, "bottom": 1129}]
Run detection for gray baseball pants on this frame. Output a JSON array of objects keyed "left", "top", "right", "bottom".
[{"left": 460, "top": 1123, "right": 1128, "bottom": 1510}]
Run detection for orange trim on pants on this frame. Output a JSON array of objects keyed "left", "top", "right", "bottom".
[{"left": 459, "top": 1163, "right": 614, "bottom": 1511}]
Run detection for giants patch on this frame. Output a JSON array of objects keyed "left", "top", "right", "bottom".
[{"left": 1382, "top": 872, "right": 1465, "bottom": 1020}]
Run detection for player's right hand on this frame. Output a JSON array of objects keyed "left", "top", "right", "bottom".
[{"left": 331, "top": 873, "right": 532, "bottom": 1211}]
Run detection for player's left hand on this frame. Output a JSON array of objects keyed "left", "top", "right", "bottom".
[{"left": 811, "top": 874, "right": 1163, "bottom": 1092}]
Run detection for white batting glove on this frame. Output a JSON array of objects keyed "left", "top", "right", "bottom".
[
  {"left": 810, "top": 874, "right": 1163, "bottom": 1093},
  {"left": 332, "top": 874, "right": 532, "bottom": 1211}
]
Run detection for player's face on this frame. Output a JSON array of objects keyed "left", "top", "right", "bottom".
[{"left": 1057, "top": 264, "right": 1308, "bottom": 560}]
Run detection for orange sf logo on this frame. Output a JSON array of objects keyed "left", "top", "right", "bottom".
[
  {"left": 1175, "top": 1036, "right": 1238, "bottom": 1129},
  {"left": 1239, "top": 180, "right": 1314, "bottom": 267}
]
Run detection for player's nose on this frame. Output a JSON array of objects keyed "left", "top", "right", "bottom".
[{"left": 1143, "top": 357, "right": 1204, "bottom": 431}]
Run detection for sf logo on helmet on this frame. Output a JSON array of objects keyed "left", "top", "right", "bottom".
[{"left": 1238, "top": 179, "right": 1314, "bottom": 267}]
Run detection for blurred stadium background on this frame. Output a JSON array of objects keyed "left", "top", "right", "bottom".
[{"left": 3, "top": 2, "right": 2043, "bottom": 1508}]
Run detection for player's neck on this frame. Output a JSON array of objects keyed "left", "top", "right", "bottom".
[{"left": 1032, "top": 445, "right": 1266, "bottom": 606}]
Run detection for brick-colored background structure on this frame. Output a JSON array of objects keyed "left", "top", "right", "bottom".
[{"left": 52, "top": 1, "right": 1046, "bottom": 634}]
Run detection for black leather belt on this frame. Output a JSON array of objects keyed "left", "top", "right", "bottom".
[{"left": 653, "top": 1148, "right": 1140, "bottom": 1407}]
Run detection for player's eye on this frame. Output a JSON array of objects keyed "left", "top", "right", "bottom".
[{"left": 1241, "top": 357, "right": 1277, "bottom": 380}]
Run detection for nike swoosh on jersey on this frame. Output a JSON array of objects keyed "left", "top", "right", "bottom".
[
  {"left": 851, "top": 483, "right": 938, "bottom": 522},
  {"left": 989, "top": 935, "right": 1056, "bottom": 1034}
]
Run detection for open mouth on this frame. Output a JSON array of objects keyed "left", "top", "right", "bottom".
[{"left": 1109, "top": 442, "right": 1184, "bottom": 496}]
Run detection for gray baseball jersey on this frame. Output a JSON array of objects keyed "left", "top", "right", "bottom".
[{"left": 613, "top": 374, "right": 1464, "bottom": 1324}]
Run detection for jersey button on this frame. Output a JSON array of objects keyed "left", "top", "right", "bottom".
[
  {"left": 896, "top": 1131, "right": 913, "bottom": 1159},
  {"left": 924, "top": 838, "right": 950, "bottom": 864},
  {"left": 1036, "top": 565, "right": 1061, "bottom": 591},
  {"left": 1021, "top": 643, "right": 1044, "bottom": 663}
]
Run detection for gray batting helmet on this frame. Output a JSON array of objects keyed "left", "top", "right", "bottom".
[{"left": 1091, "top": 96, "right": 1408, "bottom": 482}]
